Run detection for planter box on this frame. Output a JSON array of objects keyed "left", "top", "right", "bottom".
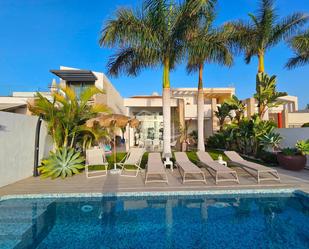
[{"left": 277, "top": 153, "right": 307, "bottom": 171}]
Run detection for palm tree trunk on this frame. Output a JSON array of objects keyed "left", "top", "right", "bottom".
[
  {"left": 197, "top": 64, "right": 205, "bottom": 151},
  {"left": 163, "top": 58, "right": 171, "bottom": 155},
  {"left": 258, "top": 49, "right": 265, "bottom": 117},
  {"left": 258, "top": 50, "right": 265, "bottom": 73}
]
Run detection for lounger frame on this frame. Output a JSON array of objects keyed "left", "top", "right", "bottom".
[
  {"left": 230, "top": 161, "right": 281, "bottom": 183},
  {"left": 197, "top": 161, "right": 239, "bottom": 184},
  {"left": 224, "top": 151, "right": 281, "bottom": 183},
  {"left": 174, "top": 152, "right": 206, "bottom": 184},
  {"left": 145, "top": 153, "right": 168, "bottom": 184}
]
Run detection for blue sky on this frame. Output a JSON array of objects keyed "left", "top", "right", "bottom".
[{"left": 0, "top": 0, "right": 308, "bottom": 108}]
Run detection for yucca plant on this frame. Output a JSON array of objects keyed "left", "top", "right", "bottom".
[
  {"left": 254, "top": 73, "right": 287, "bottom": 119},
  {"left": 39, "top": 147, "right": 85, "bottom": 179}
]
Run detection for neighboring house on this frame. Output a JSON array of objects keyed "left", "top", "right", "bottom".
[
  {"left": 0, "top": 66, "right": 126, "bottom": 116},
  {"left": 0, "top": 66, "right": 308, "bottom": 151},
  {"left": 124, "top": 88, "right": 235, "bottom": 151},
  {"left": 245, "top": 95, "right": 309, "bottom": 128}
]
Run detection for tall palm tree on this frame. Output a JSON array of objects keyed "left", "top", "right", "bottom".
[
  {"left": 227, "top": 0, "right": 308, "bottom": 73},
  {"left": 100, "top": 0, "right": 210, "bottom": 155},
  {"left": 186, "top": 4, "right": 233, "bottom": 151},
  {"left": 286, "top": 30, "right": 309, "bottom": 69}
]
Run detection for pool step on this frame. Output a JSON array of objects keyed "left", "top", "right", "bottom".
[
  {"left": 0, "top": 238, "right": 22, "bottom": 249},
  {"left": 0, "top": 201, "right": 56, "bottom": 248}
]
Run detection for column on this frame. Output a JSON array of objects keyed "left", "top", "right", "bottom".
[
  {"left": 246, "top": 97, "right": 256, "bottom": 118},
  {"left": 211, "top": 98, "right": 218, "bottom": 134},
  {"left": 282, "top": 107, "right": 289, "bottom": 128}
]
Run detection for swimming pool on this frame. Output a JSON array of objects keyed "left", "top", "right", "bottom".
[{"left": 1, "top": 191, "right": 309, "bottom": 249}]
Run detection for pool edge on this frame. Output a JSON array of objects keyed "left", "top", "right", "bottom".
[{"left": 0, "top": 188, "right": 303, "bottom": 201}]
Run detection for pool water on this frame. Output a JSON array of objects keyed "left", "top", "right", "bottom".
[{"left": 1, "top": 193, "right": 309, "bottom": 249}]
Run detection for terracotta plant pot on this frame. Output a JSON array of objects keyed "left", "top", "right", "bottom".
[{"left": 277, "top": 153, "right": 307, "bottom": 171}]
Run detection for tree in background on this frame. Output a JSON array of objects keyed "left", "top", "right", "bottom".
[
  {"left": 214, "top": 103, "right": 233, "bottom": 131},
  {"left": 226, "top": 0, "right": 307, "bottom": 73},
  {"left": 100, "top": 0, "right": 210, "bottom": 155},
  {"left": 186, "top": 0, "right": 233, "bottom": 151},
  {"left": 286, "top": 30, "right": 309, "bottom": 69}
]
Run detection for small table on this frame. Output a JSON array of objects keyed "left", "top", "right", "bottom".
[
  {"left": 164, "top": 159, "right": 174, "bottom": 172},
  {"left": 215, "top": 160, "right": 227, "bottom": 167}
]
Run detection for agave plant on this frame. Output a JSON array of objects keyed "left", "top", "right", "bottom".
[
  {"left": 260, "top": 132, "right": 283, "bottom": 151},
  {"left": 39, "top": 147, "right": 85, "bottom": 179}
]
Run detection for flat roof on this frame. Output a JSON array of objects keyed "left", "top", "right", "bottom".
[
  {"left": 0, "top": 103, "right": 26, "bottom": 111},
  {"left": 50, "top": 69, "right": 97, "bottom": 82}
]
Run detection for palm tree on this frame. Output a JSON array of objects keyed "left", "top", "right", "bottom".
[
  {"left": 186, "top": 4, "right": 233, "bottom": 151},
  {"left": 99, "top": 0, "right": 210, "bottom": 155},
  {"left": 28, "top": 85, "right": 110, "bottom": 149},
  {"left": 227, "top": 0, "right": 308, "bottom": 73},
  {"left": 286, "top": 30, "right": 309, "bottom": 69}
]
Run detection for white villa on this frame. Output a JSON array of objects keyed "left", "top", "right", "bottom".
[{"left": 0, "top": 66, "right": 308, "bottom": 152}]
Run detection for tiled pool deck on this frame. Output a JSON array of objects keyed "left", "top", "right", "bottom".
[{"left": 1, "top": 167, "right": 309, "bottom": 198}]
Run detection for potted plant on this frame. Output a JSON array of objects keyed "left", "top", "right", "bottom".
[{"left": 277, "top": 140, "right": 309, "bottom": 171}]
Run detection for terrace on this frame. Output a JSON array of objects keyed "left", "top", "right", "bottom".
[{"left": 1, "top": 167, "right": 309, "bottom": 197}]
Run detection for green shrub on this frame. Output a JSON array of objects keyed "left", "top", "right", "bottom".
[
  {"left": 206, "top": 133, "right": 226, "bottom": 149},
  {"left": 256, "top": 151, "right": 278, "bottom": 165},
  {"left": 295, "top": 140, "right": 309, "bottom": 155},
  {"left": 281, "top": 148, "right": 300, "bottom": 156},
  {"left": 104, "top": 152, "right": 149, "bottom": 169},
  {"left": 301, "top": 122, "right": 309, "bottom": 127}
]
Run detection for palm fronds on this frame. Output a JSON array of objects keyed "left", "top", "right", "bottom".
[{"left": 286, "top": 30, "right": 309, "bottom": 69}]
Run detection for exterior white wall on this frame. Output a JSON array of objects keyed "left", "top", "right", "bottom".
[
  {"left": 275, "top": 127, "right": 309, "bottom": 166},
  {"left": 288, "top": 113, "right": 309, "bottom": 127},
  {"left": 184, "top": 104, "right": 212, "bottom": 119},
  {"left": 103, "top": 74, "right": 126, "bottom": 114},
  {"left": 124, "top": 98, "right": 178, "bottom": 107},
  {"left": 0, "top": 112, "right": 52, "bottom": 187}
]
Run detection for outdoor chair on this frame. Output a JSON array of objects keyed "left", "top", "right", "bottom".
[
  {"left": 118, "top": 148, "right": 146, "bottom": 177},
  {"left": 196, "top": 151, "right": 239, "bottom": 184},
  {"left": 85, "top": 148, "right": 108, "bottom": 178},
  {"left": 174, "top": 152, "right": 206, "bottom": 184},
  {"left": 224, "top": 151, "right": 281, "bottom": 183},
  {"left": 145, "top": 153, "right": 168, "bottom": 184}
]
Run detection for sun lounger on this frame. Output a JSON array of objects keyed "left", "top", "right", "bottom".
[
  {"left": 224, "top": 151, "right": 280, "bottom": 183},
  {"left": 174, "top": 152, "right": 206, "bottom": 184},
  {"left": 196, "top": 151, "right": 239, "bottom": 184},
  {"left": 145, "top": 153, "right": 168, "bottom": 184},
  {"left": 85, "top": 148, "right": 108, "bottom": 178},
  {"left": 118, "top": 148, "right": 145, "bottom": 177}
]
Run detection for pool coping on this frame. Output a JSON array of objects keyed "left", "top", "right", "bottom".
[{"left": 1, "top": 188, "right": 308, "bottom": 201}]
